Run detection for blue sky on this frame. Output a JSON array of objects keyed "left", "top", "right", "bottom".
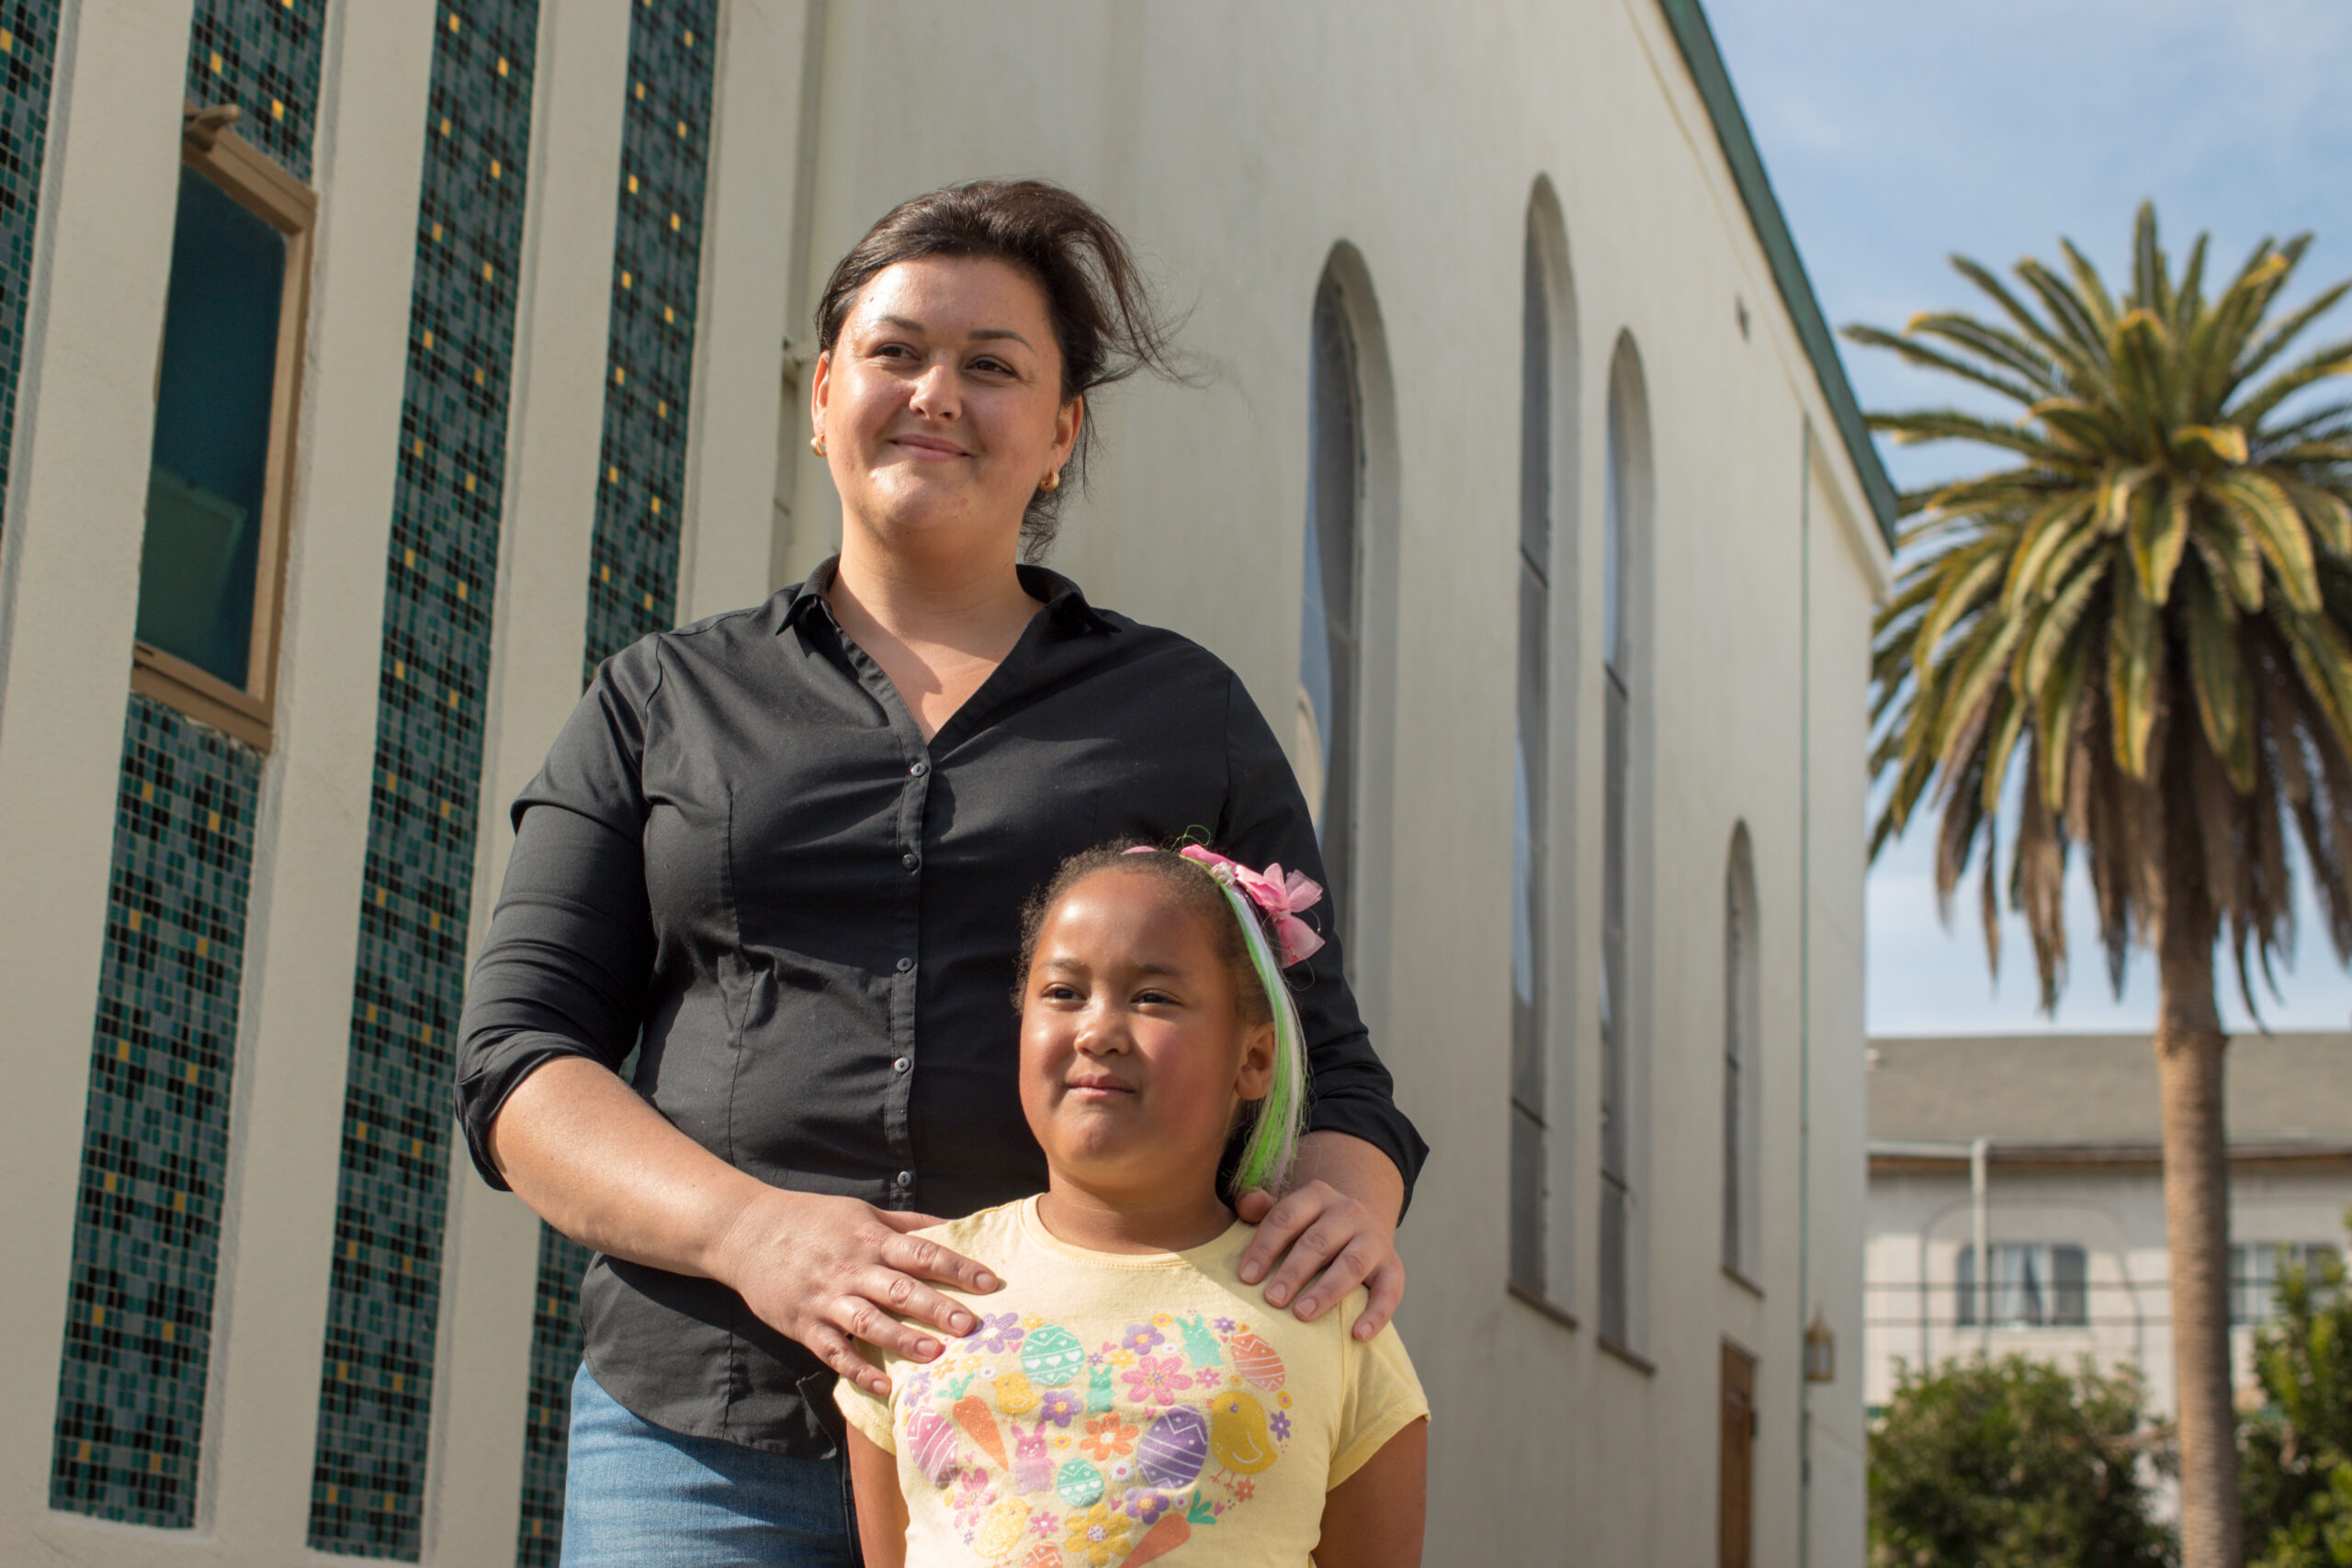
[{"left": 1701, "top": 0, "right": 2352, "bottom": 1035}]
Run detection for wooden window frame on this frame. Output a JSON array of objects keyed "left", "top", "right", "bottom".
[{"left": 130, "top": 105, "right": 317, "bottom": 751}]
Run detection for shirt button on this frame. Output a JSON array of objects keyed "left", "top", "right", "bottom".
[
  {"left": 902, "top": 852, "right": 921, "bottom": 871},
  {"left": 897, "top": 1170, "right": 915, "bottom": 1187},
  {"left": 895, "top": 956, "right": 913, "bottom": 973},
  {"left": 893, "top": 1057, "right": 910, "bottom": 1075},
  {"left": 910, "top": 760, "right": 930, "bottom": 778}
]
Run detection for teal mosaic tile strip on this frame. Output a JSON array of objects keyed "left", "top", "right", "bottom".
[
  {"left": 50, "top": 695, "right": 261, "bottom": 1528},
  {"left": 521, "top": 9, "right": 715, "bottom": 1558},
  {"left": 186, "top": 0, "right": 326, "bottom": 183},
  {"left": 306, "top": 3, "right": 538, "bottom": 1557},
  {"left": 579, "top": 0, "right": 716, "bottom": 677},
  {"left": 0, "top": 0, "right": 60, "bottom": 549},
  {"left": 514, "top": 1232, "right": 588, "bottom": 1568},
  {"left": 49, "top": 0, "right": 303, "bottom": 1527}
]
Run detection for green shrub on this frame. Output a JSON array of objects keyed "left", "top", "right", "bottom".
[
  {"left": 2244, "top": 1249, "right": 2352, "bottom": 1568},
  {"left": 1869, "top": 1355, "right": 2173, "bottom": 1568}
]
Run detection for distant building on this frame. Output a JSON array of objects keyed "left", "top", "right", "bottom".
[{"left": 1865, "top": 1034, "right": 2352, "bottom": 1420}]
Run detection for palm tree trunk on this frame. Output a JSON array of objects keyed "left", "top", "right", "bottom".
[{"left": 2155, "top": 913, "right": 2240, "bottom": 1568}]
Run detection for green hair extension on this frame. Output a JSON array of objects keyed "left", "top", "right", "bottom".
[{"left": 1208, "top": 873, "right": 1307, "bottom": 1197}]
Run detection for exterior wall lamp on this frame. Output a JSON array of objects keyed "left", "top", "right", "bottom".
[{"left": 1804, "top": 1306, "right": 1837, "bottom": 1383}]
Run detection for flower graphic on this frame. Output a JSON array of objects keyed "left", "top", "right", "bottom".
[
  {"left": 1121, "top": 1354, "right": 1193, "bottom": 1407},
  {"left": 1232, "top": 1478, "right": 1256, "bottom": 1502},
  {"left": 1213, "top": 1316, "right": 1236, "bottom": 1333},
  {"left": 1064, "top": 1502, "right": 1133, "bottom": 1566},
  {"left": 968, "top": 1311, "right": 1025, "bottom": 1354},
  {"left": 1032, "top": 1511, "right": 1057, "bottom": 1538},
  {"left": 1038, "top": 1389, "right": 1083, "bottom": 1428},
  {"left": 1081, "top": 1415, "right": 1138, "bottom": 1461},
  {"left": 1121, "top": 1323, "right": 1163, "bottom": 1355},
  {"left": 1269, "top": 1410, "right": 1292, "bottom": 1441},
  {"left": 1107, "top": 1348, "right": 1137, "bottom": 1370},
  {"left": 1123, "top": 1489, "right": 1173, "bottom": 1524}
]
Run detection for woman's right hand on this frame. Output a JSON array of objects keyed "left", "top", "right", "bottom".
[
  {"left": 706, "top": 1186, "right": 1004, "bottom": 1397},
  {"left": 489, "top": 1058, "right": 1001, "bottom": 1398}
]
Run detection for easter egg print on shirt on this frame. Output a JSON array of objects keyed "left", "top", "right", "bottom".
[
  {"left": 1022, "top": 1325, "right": 1088, "bottom": 1387},
  {"left": 904, "top": 1312, "right": 1295, "bottom": 1558},
  {"left": 838, "top": 1201, "right": 1430, "bottom": 1567}
]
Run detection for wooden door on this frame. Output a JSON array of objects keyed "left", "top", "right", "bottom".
[{"left": 1720, "top": 1341, "right": 1756, "bottom": 1568}]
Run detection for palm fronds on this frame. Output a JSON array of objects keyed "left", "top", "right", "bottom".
[{"left": 1853, "top": 202, "right": 2352, "bottom": 1011}]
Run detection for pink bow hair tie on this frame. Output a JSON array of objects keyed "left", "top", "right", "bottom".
[{"left": 1175, "top": 845, "right": 1326, "bottom": 967}]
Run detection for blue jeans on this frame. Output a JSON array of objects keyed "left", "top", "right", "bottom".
[{"left": 561, "top": 1362, "right": 861, "bottom": 1567}]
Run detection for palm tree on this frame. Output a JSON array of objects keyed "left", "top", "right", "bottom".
[{"left": 1854, "top": 203, "right": 2352, "bottom": 1568}]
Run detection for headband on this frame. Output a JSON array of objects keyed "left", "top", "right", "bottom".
[{"left": 1124, "top": 844, "right": 1319, "bottom": 1195}]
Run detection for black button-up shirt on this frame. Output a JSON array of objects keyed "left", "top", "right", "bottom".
[{"left": 454, "top": 561, "right": 1426, "bottom": 1454}]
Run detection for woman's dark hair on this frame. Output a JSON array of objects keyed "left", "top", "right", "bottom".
[
  {"left": 815, "top": 178, "right": 1186, "bottom": 560},
  {"left": 1015, "top": 842, "right": 1273, "bottom": 1032}
]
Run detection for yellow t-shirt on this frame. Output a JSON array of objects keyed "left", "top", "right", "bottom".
[{"left": 835, "top": 1197, "right": 1427, "bottom": 1567}]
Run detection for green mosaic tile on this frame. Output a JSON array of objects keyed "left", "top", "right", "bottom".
[
  {"left": 514, "top": 1232, "right": 589, "bottom": 1568},
  {"left": 305, "top": 3, "right": 539, "bottom": 1557},
  {"left": 523, "top": 7, "right": 715, "bottom": 1559},
  {"left": 51, "top": 694, "right": 260, "bottom": 1528},
  {"left": 580, "top": 0, "right": 717, "bottom": 678},
  {"left": 50, "top": 0, "right": 300, "bottom": 1527},
  {"left": 0, "top": 0, "right": 58, "bottom": 550},
  {"left": 185, "top": 0, "right": 325, "bottom": 183}
]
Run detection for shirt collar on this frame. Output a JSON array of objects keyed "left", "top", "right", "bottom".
[{"left": 778, "top": 556, "right": 1116, "bottom": 636}]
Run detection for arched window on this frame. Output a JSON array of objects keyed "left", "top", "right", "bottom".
[
  {"left": 1510, "top": 220, "right": 1552, "bottom": 1297},
  {"left": 1510, "top": 193, "right": 1575, "bottom": 1307},
  {"left": 1297, "top": 269, "right": 1362, "bottom": 944},
  {"left": 1599, "top": 338, "right": 1649, "bottom": 1345},
  {"left": 1724, "top": 825, "right": 1761, "bottom": 1278}
]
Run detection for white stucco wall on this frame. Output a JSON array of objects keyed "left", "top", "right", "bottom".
[{"left": 0, "top": 2, "right": 1886, "bottom": 1563}]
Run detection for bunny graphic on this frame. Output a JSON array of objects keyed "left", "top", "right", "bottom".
[{"left": 1010, "top": 1421, "right": 1055, "bottom": 1496}]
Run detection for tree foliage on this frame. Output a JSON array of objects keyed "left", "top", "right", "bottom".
[
  {"left": 1869, "top": 1356, "right": 2174, "bottom": 1568},
  {"left": 2244, "top": 1244, "right": 2352, "bottom": 1567},
  {"left": 1855, "top": 203, "right": 2352, "bottom": 1009}
]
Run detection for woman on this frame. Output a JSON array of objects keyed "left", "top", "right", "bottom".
[{"left": 455, "top": 179, "right": 1426, "bottom": 1565}]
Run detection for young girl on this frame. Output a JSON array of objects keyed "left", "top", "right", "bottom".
[{"left": 835, "top": 843, "right": 1428, "bottom": 1567}]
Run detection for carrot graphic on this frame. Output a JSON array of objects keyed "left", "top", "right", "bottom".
[
  {"left": 1125, "top": 1513, "right": 1192, "bottom": 1566},
  {"left": 953, "top": 1394, "right": 1009, "bottom": 1470}
]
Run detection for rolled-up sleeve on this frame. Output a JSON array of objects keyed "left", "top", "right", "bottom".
[
  {"left": 1216, "top": 671, "right": 1430, "bottom": 1212},
  {"left": 453, "top": 647, "right": 662, "bottom": 1190}
]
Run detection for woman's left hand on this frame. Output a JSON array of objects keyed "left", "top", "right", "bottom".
[{"left": 1232, "top": 1132, "right": 1408, "bottom": 1339}]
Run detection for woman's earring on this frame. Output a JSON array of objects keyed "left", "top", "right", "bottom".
[
  {"left": 809, "top": 434, "right": 826, "bottom": 457},
  {"left": 1039, "top": 468, "right": 1061, "bottom": 493}
]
